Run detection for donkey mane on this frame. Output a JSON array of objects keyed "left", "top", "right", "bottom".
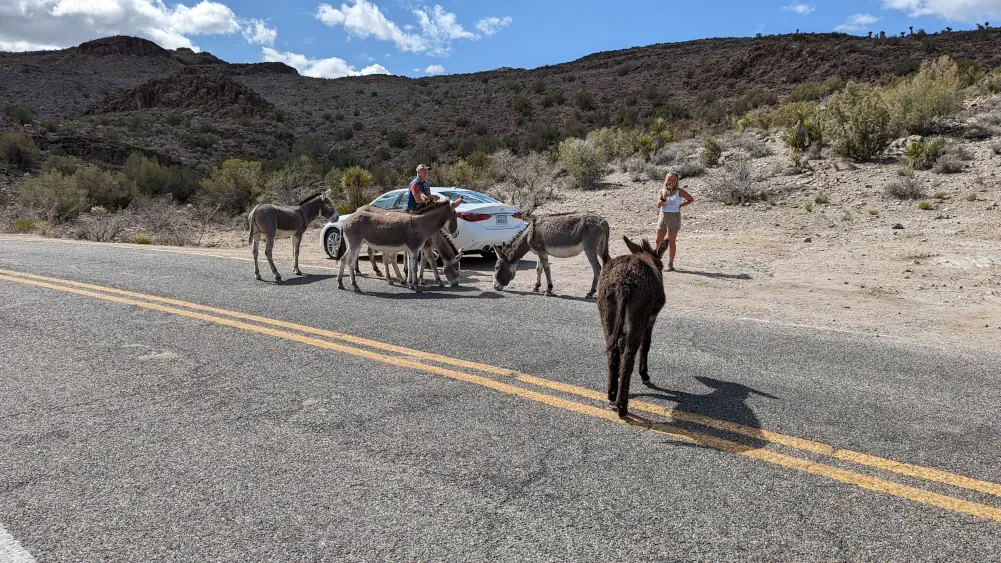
[
  {"left": 297, "top": 191, "right": 324, "bottom": 206},
  {"left": 438, "top": 228, "right": 459, "bottom": 256},
  {"left": 412, "top": 199, "right": 450, "bottom": 215}
]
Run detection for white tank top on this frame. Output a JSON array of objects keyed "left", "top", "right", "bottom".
[{"left": 661, "top": 190, "right": 682, "bottom": 213}]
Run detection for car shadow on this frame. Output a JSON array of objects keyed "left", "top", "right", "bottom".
[{"left": 631, "top": 376, "right": 778, "bottom": 450}]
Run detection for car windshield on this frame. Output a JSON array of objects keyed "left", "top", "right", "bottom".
[{"left": 437, "top": 190, "right": 499, "bottom": 204}]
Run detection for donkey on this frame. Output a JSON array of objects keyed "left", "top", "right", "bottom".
[
  {"left": 597, "top": 236, "right": 669, "bottom": 419},
  {"left": 493, "top": 212, "right": 611, "bottom": 298},
  {"left": 372, "top": 229, "right": 464, "bottom": 287},
  {"left": 354, "top": 205, "right": 463, "bottom": 287},
  {"left": 248, "top": 191, "right": 338, "bottom": 282},
  {"left": 338, "top": 197, "right": 463, "bottom": 291}
]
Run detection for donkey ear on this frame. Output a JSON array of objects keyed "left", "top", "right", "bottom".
[
  {"left": 451, "top": 196, "right": 463, "bottom": 208},
  {"left": 656, "top": 238, "right": 669, "bottom": 259},
  {"left": 622, "top": 236, "right": 642, "bottom": 254}
]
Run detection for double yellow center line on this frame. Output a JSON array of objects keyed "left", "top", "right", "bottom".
[{"left": 1, "top": 267, "right": 1000, "bottom": 523}]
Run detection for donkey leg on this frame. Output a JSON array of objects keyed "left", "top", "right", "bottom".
[
  {"left": 252, "top": 233, "right": 262, "bottom": 281},
  {"left": 368, "top": 248, "right": 383, "bottom": 277},
  {"left": 383, "top": 253, "right": 395, "bottom": 285},
  {"left": 347, "top": 244, "right": 362, "bottom": 291},
  {"left": 391, "top": 253, "right": 404, "bottom": 283},
  {"left": 534, "top": 258, "right": 544, "bottom": 293},
  {"left": 638, "top": 322, "right": 655, "bottom": 385},
  {"left": 540, "top": 255, "right": 555, "bottom": 295},
  {"left": 293, "top": 234, "right": 304, "bottom": 276},
  {"left": 584, "top": 249, "right": 601, "bottom": 298},
  {"left": 264, "top": 235, "right": 281, "bottom": 283},
  {"left": 408, "top": 250, "right": 422, "bottom": 292},
  {"left": 607, "top": 343, "right": 621, "bottom": 404},
  {"left": 616, "top": 330, "right": 642, "bottom": 418}
]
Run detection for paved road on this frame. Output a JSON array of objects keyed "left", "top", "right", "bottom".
[{"left": 1, "top": 238, "right": 1000, "bottom": 561}]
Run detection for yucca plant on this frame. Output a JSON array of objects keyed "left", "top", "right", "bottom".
[{"left": 340, "top": 166, "right": 374, "bottom": 212}]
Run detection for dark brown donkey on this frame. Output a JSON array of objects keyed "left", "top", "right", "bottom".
[
  {"left": 597, "top": 236, "right": 668, "bottom": 418},
  {"left": 248, "top": 191, "right": 338, "bottom": 282}
]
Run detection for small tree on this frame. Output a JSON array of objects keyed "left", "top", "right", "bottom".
[
  {"left": 340, "top": 166, "right": 374, "bottom": 213},
  {"left": 0, "top": 131, "right": 41, "bottom": 170},
  {"left": 557, "top": 137, "right": 604, "bottom": 189},
  {"left": 488, "top": 150, "right": 561, "bottom": 218},
  {"left": 823, "top": 82, "right": 894, "bottom": 161},
  {"left": 18, "top": 171, "right": 90, "bottom": 222},
  {"left": 701, "top": 136, "right": 723, "bottom": 167},
  {"left": 263, "top": 155, "right": 323, "bottom": 205},
  {"left": 198, "top": 159, "right": 264, "bottom": 214}
]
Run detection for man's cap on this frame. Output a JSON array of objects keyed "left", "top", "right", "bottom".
[{"left": 416, "top": 163, "right": 430, "bottom": 172}]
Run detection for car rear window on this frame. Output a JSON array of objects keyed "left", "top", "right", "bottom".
[{"left": 437, "top": 191, "right": 498, "bottom": 204}]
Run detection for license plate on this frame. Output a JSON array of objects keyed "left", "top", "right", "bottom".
[{"left": 496, "top": 215, "right": 508, "bottom": 225}]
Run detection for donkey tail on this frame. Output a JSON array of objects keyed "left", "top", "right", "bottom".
[
  {"left": 247, "top": 205, "right": 259, "bottom": 244},
  {"left": 600, "top": 219, "right": 612, "bottom": 265},
  {"left": 605, "top": 292, "right": 628, "bottom": 353}
]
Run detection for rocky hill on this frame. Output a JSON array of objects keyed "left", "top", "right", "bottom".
[{"left": 2, "top": 31, "right": 1001, "bottom": 173}]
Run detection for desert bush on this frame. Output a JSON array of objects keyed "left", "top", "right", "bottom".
[
  {"left": 262, "top": 155, "right": 324, "bottom": 205},
  {"left": 14, "top": 218, "right": 51, "bottom": 235},
  {"left": 675, "top": 160, "right": 705, "bottom": 179},
  {"left": 824, "top": 82, "right": 895, "bottom": 161},
  {"left": 0, "top": 132, "right": 42, "bottom": 170},
  {"left": 651, "top": 140, "right": 699, "bottom": 165},
  {"left": 952, "top": 145, "right": 973, "bottom": 161},
  {"left": 980, "top": 67, "right": 1001, "bottom": 94},
  {"left": 73, "top": 164, "right": 135, "bottom": 209},
  {"left": 339, "top": 166, "right": 374, "bottom": 214},
  {"left": 18, "top": 171, "right": 90, "bottom": 222},
  {"left": 919, "top": 201, "right": 932, "bottom": 210},
  {"left": 135, "top": 235, "right": 153, "bottom": 244},
  {"left": 789, "top": 82, "right": 827, "bottom": 102},
  {"left": 993, "top": 141, "right": 1001, "bottom": 155},
  {"left": 885, "top": 56, "right": 964, "bottom": 135},
  {"left": 885, "top": 176, "right": 924, "bottom": 199},
  {"left": 585, "top": 127, "right": 635, "bottom": 161},
  {"left": 773, "top": 101, "right": 820, "bottom": 128},
  {"left": 71, "top": 206, "right": 131, "bottom": 242},
  {"left": 905, "top": 137, "right": 948, "bottom": 170},
  {"left": 42, "top": 155, "right": 85, "bottom": 176},
  {"left": 729, "top": 135, "right": 771, "bottom": 158},
  {"left": 124, "top": 153, "right": 200, "bottom": 201},
  {"left": 557, "top": 137, "right": 605, "bottom": 189},
  {"left": 129, "top": 197, "right": 192, "bottom": 246},
  {"left": 3, "top": 105, "right": 37, "bottom": 125},
  {"left": 198, "top": 159, "right": 264, "bottom": 214},
  {"left": 932, "top": 153, "right": 964, "bottom": 174},
  {"left": 575, "top": 90, "right": 596, "bottom": 111},
  {"left": 700, "top": 136, "right": 722, "bottom": 167},
  {"left": 705, "top": 159, "right": 755, "bottom": 205},
  {"left": 488, "top": 150, "right": 560, "bottom": 217}
]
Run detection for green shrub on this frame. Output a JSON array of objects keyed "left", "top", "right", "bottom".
[
  {"left": 262, "top": 155, "right": 323, "bottom": 205},
  {"left": 575, "top": 90, "right": 595, "bottom": 111},
  {"left": 135, "top": 235, "right": 153, "bottom": 244},
  {"left": 124, "top": 153, "right": 199, "bottom": 200},
  {"left": 886, "top": 177, "right": 924, "bottom": 199},
  {"left": 885, "top": 56, "right": 964, "bottom": 135},
  {"left": 700, "top": 136, "right": 722, "bottom": 167},
  {"left": 905, "top": 137, "right": 949, "bottom": 170},
  {"left": 932, "top": 153, "right": 964, "bottom": 174},
  {"left": 918, "top": 200, "right": 932, "bottom": 210},
  {"left": 73, "top": 164, "right": 135, "bottom": 209},
  {"left": 340, "top": 166, "right": 374, "bottom": 212},
  {"left": 387, "top": 131, "right": 410, "bottom": 149},
  {"left": 676, "top": 160, "right": 705, "bottom": 179},
  {"left": 42, "top": 155, "right": 85, "bottom": 176},
  {"left": 0, "top": 132, "right": 42, "bottom": 170},
  {"left": 557, "top": 137, "right": 605, "bottom": 189},
  {"left": 513, "top": 97, "right": 534, "bottom": 118},
  {"left": 824, "top": 82, "right": 894, "bottom": 162},
  {"left": 14, "top": 218, "right": 48, "bottom": 234},
  {"left": 18, "top": 171, "right": 90, "bottom": 222},
  {"left": 3, "top": 105, "right": 37, "bottom": 125},
  {"left": 933, "top": 191, "right": 946, "bottom": 199},
  {"left": 789, "top": 82, "right": 827, "bottom": 102},
  {"left": 586, "top": 127, "right": 640, "bottom": 161},
  {"left": 198, "top": 159, "right": 264, "bottom": 213}
]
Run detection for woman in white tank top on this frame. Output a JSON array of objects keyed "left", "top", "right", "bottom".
[{"left": 656, "top": 172, "right": 695, "bottom": 271}]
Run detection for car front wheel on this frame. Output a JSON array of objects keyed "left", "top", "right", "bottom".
[{"left": 324, "top": 228, "right": 344, "bottom": 260}]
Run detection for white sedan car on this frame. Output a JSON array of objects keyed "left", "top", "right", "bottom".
[{"left": 321, "top": 187, "right": 526, "bottom": 260}]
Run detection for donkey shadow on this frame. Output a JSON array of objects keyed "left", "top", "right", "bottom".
[
  {"left": 273, "top": 273, "right": 336, "bottom": 286},
  {"left": 498, "top": 289, "right": 594, "bottom": 303},
  {"left": 634, "top": 376, "right": 778, "bottom": 449}
]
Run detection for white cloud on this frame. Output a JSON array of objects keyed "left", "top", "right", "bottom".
[
  {"left": 834, "top": 13, "right": 880, "bottom": 32},
  {"left": 883, "top": 0, "right": 1001, "bottom": 22},
  {"left": 475, "top": 16, "right": 512, "bottom": 35},
  {"left": 424, "top": 63, "right": 445, "bottom": 75},
  {"left": 261, "top": 47, "right": 390, "bottom": 78},
  {"left": 315, "top": 0, "right": 424, "bottom": 52},
  {"left": 314, "top": 1, "right": 483, "bottom": 56},
  {"left": 781, "top": 3, "right": 815, "bottom": 15},
  {"left": 0, "top": 0, "right": 267, "bottom": 52},
  {"left": 242, "top": 18, "right": 277, "bottom": 46}
]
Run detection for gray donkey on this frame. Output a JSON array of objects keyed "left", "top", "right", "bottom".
[
  {"left": 354, "top": 205, "right": 463, "bottom": 287},
  {"left": 597, "top": 236, "right": 668, "bottom": 418},
  {"left": 493, "top": 212, "right": 611, "bottom": 297},
  {"left": 338, "top": 197, "right": 463, "bottom": 291},
  {"left": 248, "top": 191, "right": 338, "bottom": 282}
]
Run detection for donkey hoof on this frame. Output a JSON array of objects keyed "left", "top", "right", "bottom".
[
  {"left": 255, "top": 273, "right": 262, "bottom": 281},
  {"left": 585, "top": 291, "right": 596, "bottom": 299},
  {"left": 616, "top": 404, "right": 628, "bottom": 419},
  {"left": 295, "top": 270, "right": 305, "bottom": 276},
  {"left": 533, "top": 285, "right": 541, "bottom": 293},
  {"left": 274, "top": 276, "right": 283, "bottom": 284},
  {"left": 338, "top": 282, "right": 345, "bottom": 290},
  {"left": 437, "top": 281, "right": 445, "bottom": 288}
]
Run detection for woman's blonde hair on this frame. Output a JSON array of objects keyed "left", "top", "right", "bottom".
[{"left": 663, "top": 172, "right": 680, "bottom": 190}]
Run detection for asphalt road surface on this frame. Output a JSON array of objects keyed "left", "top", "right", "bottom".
[{"left": 2, "top": 238, "right": 1000, "bottom": 561}]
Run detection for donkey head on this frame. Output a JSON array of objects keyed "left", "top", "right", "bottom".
[
  {"left": 623, "top": 236, "right": 668, "bottom": 271},
  {"left": 320, "top": 190, "right": 339, "bottom": 221},
  {"left": 440, "top": 249, "right": 463, "bottom": 287},
  {"left": 444, "top": 196, "right": 463, "bottom": 237},
  {"left": 492, "top": 244, "right": 516, "bottom": 291}
]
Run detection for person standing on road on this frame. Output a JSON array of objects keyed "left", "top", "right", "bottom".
[
  {"left": 656, "top": 172, "right": 694, "bottom": 272},
  {"left": 407, "top": 164, "right": 441, "bottom": 212}
]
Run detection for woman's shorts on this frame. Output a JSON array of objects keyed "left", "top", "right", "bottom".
[{"left": 658, "top": 211, "right": 681, "bottom": 232}]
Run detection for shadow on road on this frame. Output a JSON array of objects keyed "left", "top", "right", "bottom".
[
  {"left": 633, "top": 376, "right": 778, "bottom": 449},
  {"left": 501, "top": 289, "right": 595, "bottom": 303},
  {"left": 672, "top": 269, "right": 752, "bottom": 281},
  {"left": 278, "top": 274, "right": 336, "bottom": 286}
]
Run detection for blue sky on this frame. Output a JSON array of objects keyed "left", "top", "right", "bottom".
[{"left": 1, "top": 1, "right": 999, "bottom": 78}]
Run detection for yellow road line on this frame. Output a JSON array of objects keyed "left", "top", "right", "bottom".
[
  {"left": 3, "top": 269, "right": 1001, "bottom": 506},
  {"left": 3, "top": 272, "right": 1001, "bottom": 523}
]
